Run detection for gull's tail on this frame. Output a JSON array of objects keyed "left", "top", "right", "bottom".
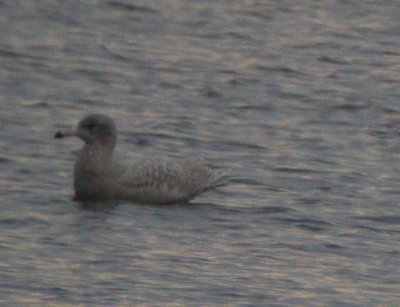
[{"left": 206, "top": 171, "right": 234, "bottom": 190}]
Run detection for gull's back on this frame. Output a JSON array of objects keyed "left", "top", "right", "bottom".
[{"left": 114, "top": 157, "right": 228, "bottom": 204}]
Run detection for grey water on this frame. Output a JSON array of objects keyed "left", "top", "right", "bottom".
[{"left": 1, "top": 0, "right": 399, "bottom": 305}]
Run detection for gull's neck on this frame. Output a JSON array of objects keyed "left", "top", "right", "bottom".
[
  {"left": 73, "top": 140, "right": 116, "bottom": 200},
  {"left": 76, "top": 140, "right": 116, "bottom": 175}
]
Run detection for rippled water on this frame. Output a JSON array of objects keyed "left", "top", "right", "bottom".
[{"left": 1, "top": 0, "right": 400, "bottom": 305}]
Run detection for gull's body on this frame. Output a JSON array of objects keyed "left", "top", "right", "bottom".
[{"left": 55, "top": 114, "right": 229, "bottom": 204}]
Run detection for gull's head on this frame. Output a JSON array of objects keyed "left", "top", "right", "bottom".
[{"left": 54, "top": 114, "right": 117, "bottom": 145}]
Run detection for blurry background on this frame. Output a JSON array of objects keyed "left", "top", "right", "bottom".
[{"left": 0, "top": 0, "right": 399, "bottom": 305}]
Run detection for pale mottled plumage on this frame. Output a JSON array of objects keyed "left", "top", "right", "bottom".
[{"left": 55, "top": 114, "right": 230, "bottom": 204}]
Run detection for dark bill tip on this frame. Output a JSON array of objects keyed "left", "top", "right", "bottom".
[{"left": 54, "top": 131, "right": 64, "bottom": 139}]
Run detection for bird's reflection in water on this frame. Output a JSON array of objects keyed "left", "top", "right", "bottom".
[
  {"left": 74, "top": 197, "right": 217, "bottom": 212},
  {"left": 75, "top": 199, "right": 120, "bottom": 212}
]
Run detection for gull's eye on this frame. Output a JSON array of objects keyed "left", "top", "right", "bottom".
[{"left": 84, "top": 121, "right": 97, "bottom": 130}]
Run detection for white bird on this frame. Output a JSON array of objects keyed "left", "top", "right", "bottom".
[{"left": 54, "top": 114, "right": 230, "bottom": 204}]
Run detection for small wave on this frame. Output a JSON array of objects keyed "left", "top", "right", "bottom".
[
  {"left": 107, "top": 1, "right": 157, "bottom": 14},
  {"left": 318, "top": 56, "right": 349, "bottom": 65},
  {"left": 355, "top": 215, "right": 400, "bottom": 224}
]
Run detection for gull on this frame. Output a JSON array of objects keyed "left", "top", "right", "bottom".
[{"left": 54, "top": 114, "right": 230, "bottom": 204}]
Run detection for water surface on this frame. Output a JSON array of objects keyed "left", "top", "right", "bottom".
[{"left": 1, "top": 0, "right": 399, "bottom": 305}]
